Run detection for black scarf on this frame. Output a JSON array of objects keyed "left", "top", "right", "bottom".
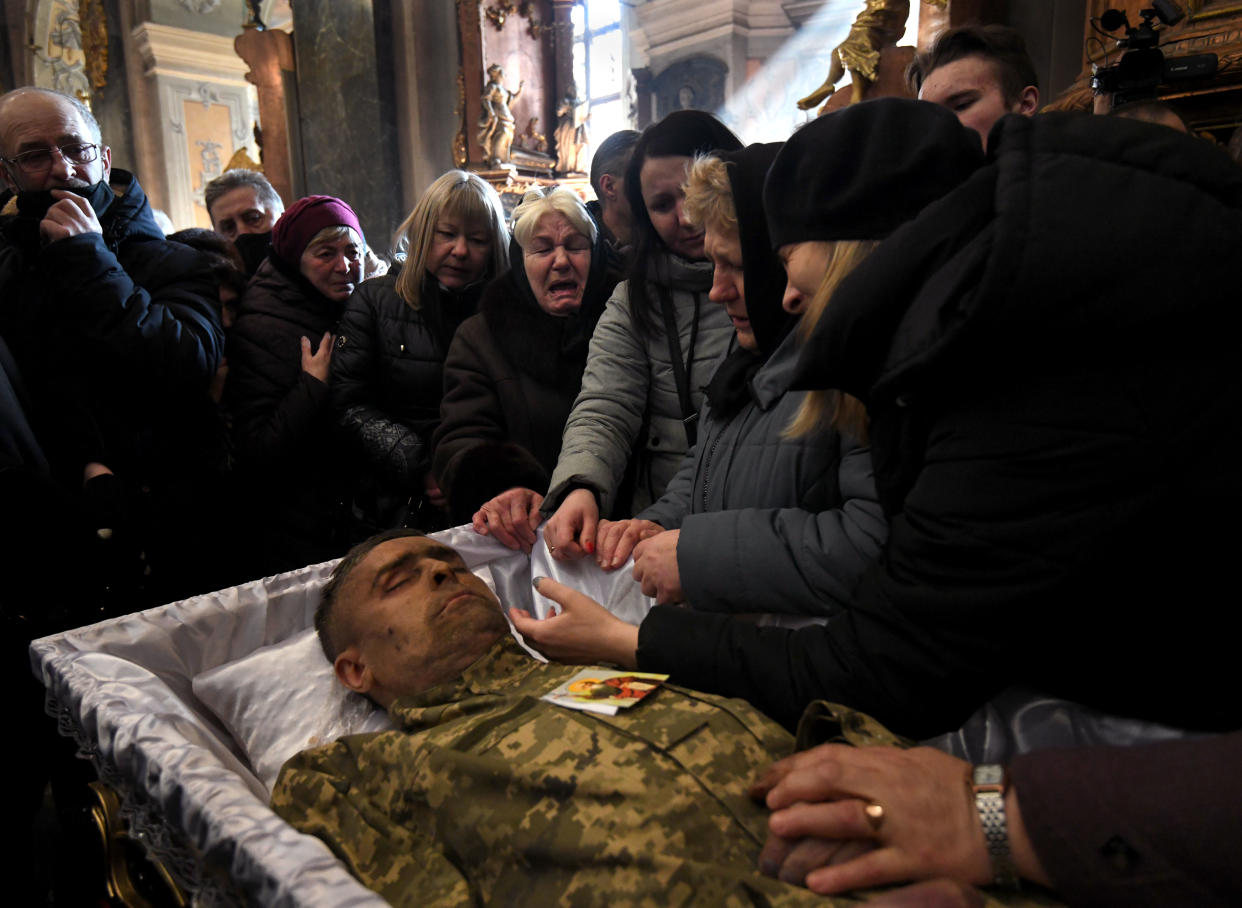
[
  {"left": 703, "top": 143, "right": 792, "bottom": 420},
  {"left": 5, "top": 180, "right": 115, "bottom": 248}
]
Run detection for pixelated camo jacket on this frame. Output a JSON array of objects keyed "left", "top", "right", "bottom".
[{"left": 272, "top": 637, "right": 1060, "bottom": 908}]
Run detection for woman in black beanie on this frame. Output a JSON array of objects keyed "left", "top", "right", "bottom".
[{"left": 541, "top": 111, "right": 741, "bottom": 559}]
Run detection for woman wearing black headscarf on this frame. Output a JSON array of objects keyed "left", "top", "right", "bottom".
[
  {"left": 432, "top": 188, "right": 617, "bottom": 536},
  {"left": 586, "top": 143, "right": 887, "bottom": 618},
  {"left": 541, "top": 111, "right": 741, "bottom": 560}
]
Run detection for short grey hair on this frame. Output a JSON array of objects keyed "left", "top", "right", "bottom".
[
  {"left": 204, "top": 169, "right": 284, "bottom": 218},
  {"left": 0, "top": 87, "right": 102, "bottom": 151},
  {"left": 511, "top": 187, "right": 597, "bottom": 250}
]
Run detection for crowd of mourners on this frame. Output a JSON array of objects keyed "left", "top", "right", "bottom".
[{"left": 4, "top": 20, "right": 1241, "bottom": 907}]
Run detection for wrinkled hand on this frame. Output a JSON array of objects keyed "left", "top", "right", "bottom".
[
  {"left": 631, "top": 529, "right": 683, "bottom": 603},
  {"left": 300, "top": 331, "right": 334, "bottom": 383},
  {"left": 424, "top": 473, "right": 447, "bottom": 509},
  {"left": 543, "top": 488, "right": 598, "bottom": 561},
  {"left": 472, "top": 487, "right": 544, "bottom": 552},
  {"left": 40, "top": 190, "right": 103, "bottom": 242},
  {"left": 509, "top": 576, "right": 639, "bottom": 668},
  {"left": 750, "top": 745, "right": 991, "bottom": 896},
  {"left": 594, "top": 518, "right": 663, "bottom": 570}
]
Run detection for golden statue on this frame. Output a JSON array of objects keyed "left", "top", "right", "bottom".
[
  {"left": 478, "top": 63, "right": 524, "bottom": 167},
  {"left": 797, "top": 0, "right": 944, "bottom": 113}
]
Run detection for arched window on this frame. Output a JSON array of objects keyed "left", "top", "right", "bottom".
[{"left": 571, "top": 0, "right": 627, "bottom": 158}]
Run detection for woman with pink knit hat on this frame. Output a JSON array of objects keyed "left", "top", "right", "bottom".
[{"left": 225, "top": 194, "right": 366, "bottom": 576}]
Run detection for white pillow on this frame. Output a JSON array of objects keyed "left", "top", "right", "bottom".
[{"left": 193, "top": 628, "right": 394, "bottom": 793}]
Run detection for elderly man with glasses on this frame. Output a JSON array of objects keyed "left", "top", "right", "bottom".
[{"left": 0, "top": 86, "right": 225, "bottom": 610}]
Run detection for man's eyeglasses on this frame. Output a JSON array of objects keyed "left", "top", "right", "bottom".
[{"left": 2, "top": 143, "right": 101, "bottom": 174}]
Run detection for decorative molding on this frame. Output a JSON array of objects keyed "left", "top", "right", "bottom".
[
  {"left": 179, "top": 0, "right": 224, "bottom": 13},
  {"left": 454, "top": 69, "right": 468, "bottom": 167},
  {"left": 127, "top": 20, "right": 260, "bottom": 228},
  {"left": 160, "top": 76, "right": 256, "bottom": 219},
  {"left": 131, "top": 22, "right": 252, "bottom": 81},
  {"left": 1190, "top": 0, "right": 1242, "bottom": 20},
  {"left": 30, "top": 0, "right": 92, "bottom": 100}
]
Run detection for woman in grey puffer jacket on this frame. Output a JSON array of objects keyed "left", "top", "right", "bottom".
[{"left": 539, "top": 112, "right": 741, "bottom": 559}]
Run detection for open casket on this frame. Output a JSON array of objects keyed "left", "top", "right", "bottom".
[
  {"left": 32, "top": 522, "right": 1195, "bottom": 906},
  {"left": 30, "top": 525, "right": 654, "bottom": 907}
]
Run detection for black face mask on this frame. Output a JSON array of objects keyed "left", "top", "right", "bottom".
[
  {"left": 15, "top": 179, "right": 115, "bottom": 222},
  {"left": 233, "top": 231, "right": 273, "bottom": 276}
]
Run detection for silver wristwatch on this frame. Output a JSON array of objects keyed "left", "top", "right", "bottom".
[{"left": 972, "top": 763, "right": 1020, "bottom": 889}]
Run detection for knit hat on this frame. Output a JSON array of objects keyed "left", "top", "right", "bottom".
[
  {"left": 270, "top": 195, "right": 363, "bottom": 266},
  {"left": 764, "top": 98, "right": 985, "bottom": 249}
]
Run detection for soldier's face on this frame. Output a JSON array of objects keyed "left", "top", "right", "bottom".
[{"left": 335, "top": 537, "right": 509, "bottom": 706}]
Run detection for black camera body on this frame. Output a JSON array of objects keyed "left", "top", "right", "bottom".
[{"left": 1091, "top": 1, "right": 1218, "bottom": 108}]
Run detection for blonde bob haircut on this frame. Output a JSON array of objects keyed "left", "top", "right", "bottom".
[
  {"left": 682, "top": 153, "right": 736, "bottom": 235},
  {"left": 511, "top": 186, "right": 598, "bottom": 249},
  {"left": 784, "top": 238, "right": 880, "bottom": 443},
  {"left": 393, "top": 170, "right": 509, "bottom": 309}
]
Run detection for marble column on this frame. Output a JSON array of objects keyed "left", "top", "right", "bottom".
[
  {"left": 234, "top": 25, "right": 296, "bottom": 206},
  {"left": 290, "top": 0, "right": 402, "bottom": 253},
  {"left": 389, "top": 0, "right": 460, "bottom": 213}
]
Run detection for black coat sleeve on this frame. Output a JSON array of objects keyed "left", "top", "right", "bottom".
[
  {"left": 431, "top": 318, "right": 507, "bottom": 490},
  {"left": 331, "top": 282, "right": 428, "bottom": 487},
  {"left": 639, "top": 364, "right": 1237, "bottom": 739},
  {"left": 40, "top": 233, "right": 223, "bottom": 392},
  {"left": 1011, "top": 733, "right": 1242, "bottom": 907},
  {"left": 226, "top": 315, "right": 329, "bottom": 467}
]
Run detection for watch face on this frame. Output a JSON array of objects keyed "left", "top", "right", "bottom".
[{"left": 974, "top": 764, "right": 1005, "bottom": 786}]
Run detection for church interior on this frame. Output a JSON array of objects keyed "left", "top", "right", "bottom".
[{"left": 4, "top": 0, "right": 1240, "bottom": 249}]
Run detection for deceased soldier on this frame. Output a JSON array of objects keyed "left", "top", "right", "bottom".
[{"left": 270, "top": 529, "right": 832, "bottom": 907}]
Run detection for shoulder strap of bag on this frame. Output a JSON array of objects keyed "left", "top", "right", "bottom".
[{"left": 656, "top": 284, "right": 701, "bottom": 448}]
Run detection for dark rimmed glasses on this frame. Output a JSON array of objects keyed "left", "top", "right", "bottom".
[{"left": 2, "top": 142, "right": 101, "bottom": 174}]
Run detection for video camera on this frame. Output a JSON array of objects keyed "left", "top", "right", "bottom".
[{"left": 1091, "top": 0, "right": 1218, "bottom": 108}]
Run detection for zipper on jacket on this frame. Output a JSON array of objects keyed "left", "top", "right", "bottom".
[{"left": 701, "top": 429, "right": 724, "bottom": 512}]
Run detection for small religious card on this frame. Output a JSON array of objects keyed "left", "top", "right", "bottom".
[{"left": 542, "top": 670, "right": 670, "bottom": 716}]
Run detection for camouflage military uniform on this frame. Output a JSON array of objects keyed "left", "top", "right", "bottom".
[
  {"left": 272, "top": 639, "right": 1061, "bottom": 907},
  {"left": 272, "top": 637, "right": 841, "bottom": 906}
]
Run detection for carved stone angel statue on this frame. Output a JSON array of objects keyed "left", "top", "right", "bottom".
[
  {"left": 555, "top": 88, "right": 589, "bottom": 174},
  {"left": 479, "top": 63, "right": 524, "bottom": 167}
]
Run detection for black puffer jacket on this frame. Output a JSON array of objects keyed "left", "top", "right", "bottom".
[
  {"left": 330, "top": 271, "right": 483, "bottom": 522},
  {"left": 639, "top": 113, "right": 1242, "bottom": 738},
  {"left": 226, "top": 256, "right": 348, "bottom": 573},
  {"left": 432, "top": 231, "right": 615, "bottom": 522},
  {"left": 0, "top": 170, "right": 223, "bottom": 477}
]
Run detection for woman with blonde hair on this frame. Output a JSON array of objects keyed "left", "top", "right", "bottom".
[{"left": 331, "top": 170, "right": 508, "bottom": 533}]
